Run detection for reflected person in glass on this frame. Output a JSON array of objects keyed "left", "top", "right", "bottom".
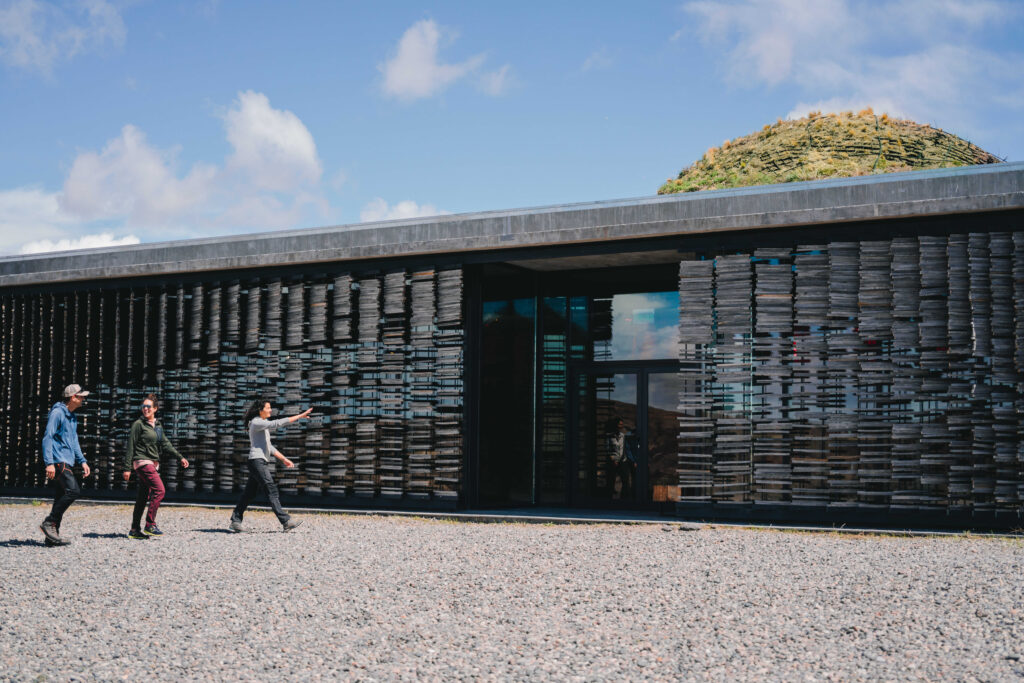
[{"left": 605, "top": 417, "right": 637, "bottom": 500}]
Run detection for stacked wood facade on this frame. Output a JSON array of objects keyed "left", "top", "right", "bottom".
[
  {"left": 0, "top": 267, "right": 464, "bottom": 508},
  {"left": 677, "top": 231, "right": 1024, "bottom": 520}
]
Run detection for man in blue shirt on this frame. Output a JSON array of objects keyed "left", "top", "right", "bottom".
[{"left": 40, "top": 384, "right": 92, "bottom": 546}]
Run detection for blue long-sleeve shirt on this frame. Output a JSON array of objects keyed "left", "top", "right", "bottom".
[{"left": 41, "top": 402, "right": 86, "bottom": 467}]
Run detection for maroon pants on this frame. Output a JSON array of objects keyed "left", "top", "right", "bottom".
[{"left": 132, "top": 463, "right": 166, "bottom": 529}]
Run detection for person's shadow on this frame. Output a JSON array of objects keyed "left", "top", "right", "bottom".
[
  {"left": 0, "top": 539, "right": 47, "bottom": 547},
  {"left": 82, "top": 532, "right": 125, "bottom": 539}
]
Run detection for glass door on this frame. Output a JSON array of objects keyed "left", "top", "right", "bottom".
[
  {"left": 574, "top": 371, "right": 639, "bottom": 504},
  {"left": 647, "top": 371, "right": 683, "bottom": 505},
  {"left": 571, "top": 365, "right": 682, "bottom": 508}
]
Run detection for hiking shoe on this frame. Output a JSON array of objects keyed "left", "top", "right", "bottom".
[
  {"left": 143, "top": 524, "right": 163, "bottom": 536},
  {"left": 40, "top": 520, "right": 61, "bottom": 543},
  {"left": 282, "top": 518, "right": 302, "bottom": 532},
  {"left": 228, "top": 520, "right": 244, "bottom": 533},
  {"left": 128, "top": 528, "right": 150, "bottom": 540}
]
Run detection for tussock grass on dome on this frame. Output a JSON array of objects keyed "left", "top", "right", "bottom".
[{"left": 658, "top": 110, "right": 1001, "bottom": 195}]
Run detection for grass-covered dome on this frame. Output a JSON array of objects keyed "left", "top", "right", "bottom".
[{"left": 658, "top": 110, "right": 1001, "bottom": 195}]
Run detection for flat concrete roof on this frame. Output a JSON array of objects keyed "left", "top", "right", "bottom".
[{"left": 1, "top": 161, "right": 1022, "bottom": 287}]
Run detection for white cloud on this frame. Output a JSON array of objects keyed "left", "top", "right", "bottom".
[
  {"left": 380, "top": 19, "right": 486, "bottom": 100},
  {"left": 329, "top": 169, "right": 348, "bottom": 191},
  {"left": 60, "top": 124, "right": 217, "bottom": 225},
  {"left": 56, "top": 91, "right": 327, "bottom": 233},
  {"left": 686, "top": 0, "right": 856, "bottom": 86},
  {"left": 683, "top": 0, "right": 1024, "bottom": 133},
  {"left": 478, "top": 64, "right": 512, "bottom": 96},
  {"left": 20, "top": 232, "right": 139, "bottom": 254},
  {"left": 0, "top": 0, "right": 125, "bottom": 74},
  {"left": 360, "top": 198, "right": 445, "bottom": 223},
  {"left": 0, "top": 186, "right": 74, "bottom": 253},
  {"left": 223, "top": 90, "right": 322, "bottom": 192},
  {"left": 1, "top": 91, "right": 332, "bottom": 254}
]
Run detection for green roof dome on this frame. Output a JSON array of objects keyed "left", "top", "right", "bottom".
[{"left": 659, "top": 110, "right": 1001, "bottom": 195}]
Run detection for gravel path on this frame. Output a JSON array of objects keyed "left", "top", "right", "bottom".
[{"left": 1, "top": 502, "right": 1022, "bottom": 682}]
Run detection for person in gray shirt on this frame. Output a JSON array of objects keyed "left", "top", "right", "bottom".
[{"left": 229, "top": 398, "right": 313, "bottom": 533}]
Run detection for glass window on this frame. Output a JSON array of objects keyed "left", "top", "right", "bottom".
[
  {"left": 648, "top": 372, "right": 683, "bottom": 503},
  {"left": 479, "top": 299, "right": 535, "bottom": 505},
  {"left": 592, "top": 291, "right": 678, "bottom": 361}
]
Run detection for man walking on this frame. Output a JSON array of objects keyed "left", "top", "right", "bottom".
[{"left": 40, "top": 384, "right": 92, "bottom": 547}]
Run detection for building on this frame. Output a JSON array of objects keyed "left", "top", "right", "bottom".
[{"left": 2, "top": 161, "right": 1023, "bottom": 528}]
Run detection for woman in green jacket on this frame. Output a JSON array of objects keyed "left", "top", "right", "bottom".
[{"left": 121, "top": 394, "right": 189, "bottom": 539}]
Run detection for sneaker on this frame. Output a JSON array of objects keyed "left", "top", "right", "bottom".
[
  {"left": 143, "top": 524, "right": 163, "bottom": 536},
  {"left": 44, "top": 537, "right": 71, "bottom": 547},
  {"left": 40, "top": 520, "right": 61, "bottom": 543},
  {"left": 128, "top": 528, "right": 150, "bottom": 540},
  {"left": 282, "top": 518, "right": 302, "bottom": 532},
  {"left": 228, "top": 520, "right": 244, "bottom": 533}
]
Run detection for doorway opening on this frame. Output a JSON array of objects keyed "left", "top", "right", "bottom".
[
  {"left": 476, "top": 260, "right": 681, "bottom": 510},
  {"left": 570, "top": 364, "right": 682, "bottom": 511}
]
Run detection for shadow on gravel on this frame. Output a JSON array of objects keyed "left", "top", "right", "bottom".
[
  {"left": 82, "top": 532, "right": 126, "bottom": 539},
  {"left": 0, "top": 538, "right": 47, "bottom": 547},
  {"left": 194, "top": 528, "right": 278, "bottom": 534}
]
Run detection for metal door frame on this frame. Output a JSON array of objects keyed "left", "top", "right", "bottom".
[{"left": 567, "top": 359, "right": 678, "bottom": 510}]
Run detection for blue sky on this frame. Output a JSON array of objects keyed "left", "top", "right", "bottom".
[{"left": 1, "top": 0, "right": 1022, "bottom": 254}]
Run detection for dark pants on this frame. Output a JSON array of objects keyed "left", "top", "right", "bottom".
[
  {"left": 610, "top": 460, "right": 635, "bottom": 500},
  {"left": 231, "top": 459, "right": 290, "bottom": 525},
  {"left": 45, "top": 465, "right": 80, "bottom": 529},
  {"left": 132, "top": 463, "right": 166, "bottom": 530}
]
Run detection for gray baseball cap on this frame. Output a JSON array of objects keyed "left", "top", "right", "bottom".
[{"left": 63, "top": 384, "right": 90, "bottom": 398}]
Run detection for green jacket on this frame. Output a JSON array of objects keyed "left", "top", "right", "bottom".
[{"left": 122, "top": 418, "right": 183, "bottom": 471}]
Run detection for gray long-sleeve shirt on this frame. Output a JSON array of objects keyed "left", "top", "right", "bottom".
[{"left": 248, "top": 417, "right": 292, "bottom": 461}]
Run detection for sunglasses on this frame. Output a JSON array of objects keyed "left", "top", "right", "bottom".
[{"left": 141, "top": 404, "right": 155, "bottom": 410}]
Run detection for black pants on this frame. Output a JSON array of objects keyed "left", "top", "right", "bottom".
[
  {"left": 231, "top": 459, "right": 290, "bottom": 525},
  {"left": 45, "top": 465, "right": 80, "bottom": 528},
  {"left": 610, "top": 460, "right": 635, "bottom": 500}
]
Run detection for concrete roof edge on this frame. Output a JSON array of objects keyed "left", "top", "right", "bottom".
[{"left": 1, "top": 161, "right": 1022, "bottom": 287}]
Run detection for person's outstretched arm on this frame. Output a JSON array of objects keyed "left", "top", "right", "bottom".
[{"left": 269, "top": 408, "right": 313, "bottom": 468}]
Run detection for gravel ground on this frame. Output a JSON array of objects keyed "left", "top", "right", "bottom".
[{"left": 1, "top": 502, "right": 1023, "bottom": 682}]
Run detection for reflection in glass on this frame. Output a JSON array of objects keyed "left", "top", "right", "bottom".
[
  {"left": 648, "top": 372, "right": 683, "bottom": 502},
  {"left": 480, "top": 299, "right": 535, "bottom": 505},
  {"left": 577, "top": 372, "right": 638, "bottom": 502},
  {"left": 539, "top": 297, "right": 568, "bottom": 504},
  {"left": 592, "top": 292, "right": 678, "bottom": 361}
]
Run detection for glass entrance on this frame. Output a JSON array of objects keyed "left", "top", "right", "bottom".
[
  {"left": 575, "top": 371, "right": 639, "bottom": 503},
  {"left": 478, "top": 263, "right": 681, "bottom": 509},
  {"left": 647, "top": 371, "right": 683, "bottom": 504},
  {"left": 571, "top": 366, "right": 682, "bottom": 508}
]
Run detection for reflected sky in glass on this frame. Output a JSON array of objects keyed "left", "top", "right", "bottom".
[{"left": 598, "top": 291, "right": 678, "bottom": 361}]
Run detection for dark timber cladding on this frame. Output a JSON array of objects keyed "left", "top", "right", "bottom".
[
  {"left": 0, "top": 267, "right": 464, "bottom": 508},
  {"left": 678, "top": 231, "right": 1023, "bottom": 520},
  {"left": 1, "top": 162, "right": 1023, "bottom": 525}
]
